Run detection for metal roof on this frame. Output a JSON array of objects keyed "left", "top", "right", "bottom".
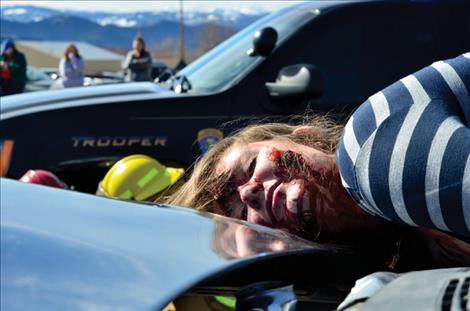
[{"left": 17, "top": 40, "right": 124, "bottom": 61}]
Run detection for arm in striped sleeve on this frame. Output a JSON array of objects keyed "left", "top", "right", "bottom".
[{"left": 337, "top": 53, "right": 470, "bottom": 238}]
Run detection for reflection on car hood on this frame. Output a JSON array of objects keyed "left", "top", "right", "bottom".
[
  {"left": 0, "top": 82, "right": 174, "bottom": 121},
  {"left": 0, "top": 178, "right": 335, "bottom": 310}
]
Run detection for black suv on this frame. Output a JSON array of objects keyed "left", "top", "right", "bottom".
[{"left": 1, "top": 0, "right": 469, "bottom": 191}]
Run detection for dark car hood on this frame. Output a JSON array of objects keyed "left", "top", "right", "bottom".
[
  {"left": 0, "top": 82, "right": 175, "bottom": 120},
  {"left": 1, "top": 178, "right": 337, "bottom": 310}
]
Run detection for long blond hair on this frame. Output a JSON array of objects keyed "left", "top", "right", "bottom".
[{"left": 163, "top": 114, "right": 344, "bottom": 211}]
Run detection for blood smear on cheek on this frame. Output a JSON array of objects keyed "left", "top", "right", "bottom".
[{"left": 268, "top": 148, "right": 282, "bottom": 161}]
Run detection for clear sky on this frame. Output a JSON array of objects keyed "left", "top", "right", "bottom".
[{"left": 1, "top": 1, "right": 302, "bottom": 13}]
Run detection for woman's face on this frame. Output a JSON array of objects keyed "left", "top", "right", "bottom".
[
  {"left": 4, "top": 47, "right": 14, "bottom": 58},
  {"left": 213, "top": 139, "right": 388, "bottom": 243},
  {"left": 66, "top": 46, "right": 77, "bottom": 56},
  {"left": 213, "top": 140, "right": 336, "bottom": 237},
  {"left": 133, "top": 40, "right": 144, "bottom": 52}
]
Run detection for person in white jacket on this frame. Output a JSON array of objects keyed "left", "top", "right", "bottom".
[{"left": 59, "top": 43, "right": 84, "bottom": 88}]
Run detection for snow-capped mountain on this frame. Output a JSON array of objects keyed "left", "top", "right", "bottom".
[
  {"left": 1, "top": 5, "right": 60, "bottom": 23},
  {"left": 0, "top": 5, "right": 269, "bottom": 52},
  {"left": 0, "top": 5, "right": 266, "bottom": 30}
]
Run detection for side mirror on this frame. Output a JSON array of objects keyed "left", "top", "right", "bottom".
[
  {"left": 247, "top": 27, "right": 278, "bottom": 57},
  {"left": 265, "top": 64, "right": 324, "bottom": 100}
]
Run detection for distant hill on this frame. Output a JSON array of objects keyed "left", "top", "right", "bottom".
[
  {"left": 1, "top": 5, "right": 266, "bottom": 29},
  {"left": 0, "top": 5, "right": 266, "bottom": 52},
  {"left": 0, "top": 15, "right": 237, "bottom": 51}
]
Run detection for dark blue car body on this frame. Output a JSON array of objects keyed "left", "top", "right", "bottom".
[
  {"left": 1, "top": 178, "right": 381, "bottom": 310},
  {"left": 2, "top": 179, "right": 469, "bottom": 310},
  {"left": 1, "top": 0, "right": 469, "bottom": 192}
]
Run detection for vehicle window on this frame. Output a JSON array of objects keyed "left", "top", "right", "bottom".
[
  {"left": 272, "top": 4, "right": 439, "bottom": 109},
  {"left": 360, "top": 5, "right": 439, "bottom": 97},
  {"left": 179, "top": 5, "right": 316, "bottom": 93},
  {"left": 268, "top": 9, "right": 365, "bottom": 109},
  {"left": 298, "top": 20, "right": 364, "bottom": 108},
  {"left": 27, "top": 66, "right": 51, "bottom": 82},
  {"left": 433, "top": 2, "right": 470, "bottom": 58}
]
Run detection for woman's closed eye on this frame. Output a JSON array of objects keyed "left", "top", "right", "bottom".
[
  {"left": 228, "top": 202, "right": 248, "bottom": 220},
  {"left": 247, "top": 157, "right": 257, "bottom": 178}
]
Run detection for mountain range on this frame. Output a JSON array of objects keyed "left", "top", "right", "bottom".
[
  {"left": 1, "top": 5, "right": 267, "bottom": 29},
  {"left": 0, "top": 5, "right": 267, "bottom": 51}
]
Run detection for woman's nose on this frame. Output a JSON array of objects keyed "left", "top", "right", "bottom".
[{"left": 239, "top": 182, "right": 264, "bottom": 210}]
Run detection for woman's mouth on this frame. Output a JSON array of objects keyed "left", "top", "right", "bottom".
[
  {"left": 271, "top": 180, "right": 305, "bottom": 229},
  {"left": 271, "top": 188, "right": 284, "bottom": 222},
  {"left": 263, "top": 180, "right": 281, "bottom": 225}
]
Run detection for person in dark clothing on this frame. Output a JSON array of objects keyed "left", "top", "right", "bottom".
[
  {"left": 122, "top": 36, "right": 152, "bottom": 82},
  {"left": 0, "top": 39, "right": 27, "bottom": 96}
]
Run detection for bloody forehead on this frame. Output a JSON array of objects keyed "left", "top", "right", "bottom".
[{"left": 268, "top": 148, "right": 282, "bottom": 161}]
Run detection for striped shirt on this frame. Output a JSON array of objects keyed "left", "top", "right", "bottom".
[{"left": 336, "top": 53, "right": 470, "bottom": 238}]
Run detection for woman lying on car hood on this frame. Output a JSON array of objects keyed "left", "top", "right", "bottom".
[{"left": 164, "top": 53, "right": 470, "bottom": 270}]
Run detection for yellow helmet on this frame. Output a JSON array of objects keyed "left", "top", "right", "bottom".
[{"left": 97, "top": 154, "right": 184, "bottom": 201}]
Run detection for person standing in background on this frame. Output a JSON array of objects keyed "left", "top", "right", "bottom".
[
  {"left": 59, "top": 43, "right": 84, "bottom": 88},
  {"left": 122, "top": 36, "right": 152, "bottom": 82},
  {"left": 0, "top": 39, "right": 27, "bottom": 96}
]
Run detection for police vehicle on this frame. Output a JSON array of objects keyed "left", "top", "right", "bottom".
[{"left": 1, "top": 0, "right": 469, "bottom": 192}]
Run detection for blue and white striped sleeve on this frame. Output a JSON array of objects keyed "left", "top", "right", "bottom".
[{"left": 336, "top": 53, "right": 470, "bottom": 238}]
